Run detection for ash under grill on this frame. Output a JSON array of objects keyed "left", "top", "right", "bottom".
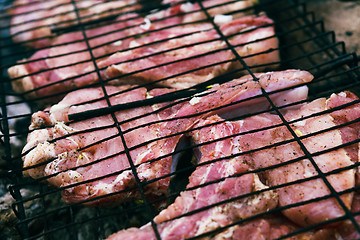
[{"left": 1, "top": 0, "right": 360, "bottom": 239}]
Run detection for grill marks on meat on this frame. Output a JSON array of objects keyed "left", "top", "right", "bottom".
[
  {"left": 8, "top": 0, "right": 140, "bottom": 48},
  {"left": 8, "top": 12, "right": 279, "bottom": 101},
  {"left": 22, "top": 70, "right": 313, "bottom": 206},
  {"left": 106, "top": 115, "right": 278, "bottom": 240}
]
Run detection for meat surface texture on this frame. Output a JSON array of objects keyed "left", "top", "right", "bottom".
[
  {"left": 8, "top": 0, "right": 140, "bottom": 48},
  {"left": 106, "top": 115, "right": 279, "bottom": 240},
  {"left": 22, "top": 70, "right": 313, "bottom": 206},
  {"left": 101, "top": 13, "right": 279, "bottom": 89},
  {"left": 148, "top": 0, "right": 256, "bottom": 26},
  {"left": 8, "top": 13, "right": 144, "bottom": 101},
  {"left": 8, "top": 12, "right": 279, "bottom": 102},
  {"left": 106, "top": 91, "right": 360, "bottom": 239}
]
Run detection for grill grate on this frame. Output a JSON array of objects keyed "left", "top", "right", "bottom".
[{"left": 1, "top": 0, "right": 360, "bottom": 239}]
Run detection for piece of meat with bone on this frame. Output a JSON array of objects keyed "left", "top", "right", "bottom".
[
  {"left": 8, "top": 13, "right": 279, "bottom": 102},
  {"left": 101, "top": 13, "right": 279, "bottom": 89},
  {"left": 22, "top": 70, "right": 312, "bottom": 206},
  {"left": 106, "top": 115, "right": 278, "bottom": 240},
  {"left": 8, "top": 0, "right": 140, "bottom": 48},
  {"left": 8, "top": 13, "right": 144, "bottom": 102}
]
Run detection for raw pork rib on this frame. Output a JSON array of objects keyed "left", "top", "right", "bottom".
[
  {"left": 22, "top": 70, "right": 312, "bottom": 205},
  {"left": 8, "top": 13, "right": 144, "bottom": 101},
  {"left": 106, "top": 115, "right": 278, "bottom": 240},
  {"left": 8, "top": 13, "right": 279, "bottom": 101},
  {"left": 8, "top": 0, "right": 140, "bottom": 48},
  {"left": 101, "top": 13, "right": 279, "bottom": 89}
]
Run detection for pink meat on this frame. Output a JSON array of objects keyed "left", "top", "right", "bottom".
[
  {"left": 8, "top": 13, "right": 279, "bottom": 101},
  {"left": 337, "top": 192, "right": 360, "bottom": 239},
  {"left": 22, "top": 70, "right": 312, "bottom": 206},
  {"left": 8, "top": 13, "right": 144, "bottom": 101},
  {"left": 185, "top": 92, "right": 357, "bottom": 228},
  {"left": 239, "top": 95, "right": 356, "bottom": 227},
  {"left": 101, "top": 14, "right": 279, "bottom": 89},
  {"left": 8, "top": 0, "right": 140, "bottom": 48},
  {"left": 106, "top": 115, "right": 278, "bottom": 240},
  {"left": 148, "top": 0, "right": 255, "bottom": 26},
  {"left": 326, "top": 91, "right": 360, "bottom": 186}
]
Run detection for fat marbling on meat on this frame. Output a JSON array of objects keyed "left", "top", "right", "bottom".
[
  {"left": 8, "top": 13, "right": 144, "bottom": 102},
  {"left": 106, "top": 114, "right": 278, "bottom": 240},
  {"left": 101, "top": 13, "right": 279, "bottom": 89},
  {"left": 107, "top": 91, "right": 360, "bottom": 239},
  {"left": 8, "top": 13, "right": 279, "bottom": 102},
  {"left": 22, "top": 70, "right": 312, "bottom": 206},
  {"left": 147, "top": 0, "right": 256, "bottom": 26}
]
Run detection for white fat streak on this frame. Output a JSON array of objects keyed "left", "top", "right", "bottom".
[
  {"left": 303, "top": 159, "right": 315, "bottom": 178},
  {"left": 24, "top": 141, "right": 56, "bottom": 168},
  {"left": 24, "top": 129, "right": 51, "bottom": 151},
  {"left": 90, "top": 182, "right": 114, "bottom": 195},
  {"left": 49, "top": 103, "right": 70, "bottom": 114},
  {"left": 136, "top": 142, "right": 157, "bottom": 163},
  {"left": 140, "top": 18, "right": 151, "bottom": 30},
  {"left": 145, "top": 92, "right": 154, "bottom": 99},
  {"left": 293, "top": 120, "right": 306, "bottom": 127},
  {"left": 129, "top": 40, "right": 140, "bottom": 48},
  {"left": 189, "top": 96, "right": 201, "bottom": 105},
  {"left": 112, "top": 40, "right": 123, "bottom": 46},
  {"left": 194, "top": 206, "right": 225, "bottom": 236},
  {"left": 54, "top": 121, "right": 76, "bottom": 135},
  {"left": 214, "top": 14, "right": 233, "bottom": 25},
  {"left": 224, "top": 159, "right": 238, "bottom": 177},
  {"left": 338, "top": 92, "right": 347, "bottom": 98},
  {"left": 138, "top": 163, "right": 154, "bottom": 180},
  {"left": 180, "top": 2, "right": 194, "bottom": 12},
  {"left": 112, "top": 170, "right": 133, "bottom": 187}
]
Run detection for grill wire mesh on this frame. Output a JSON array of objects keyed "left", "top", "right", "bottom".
[{"left": 1, "top": 0, "right": 360, "bottom": 239}]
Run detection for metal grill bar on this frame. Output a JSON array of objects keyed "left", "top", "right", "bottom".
[{"left": 68, "top": 1, "right": 163, "bottom": 239}]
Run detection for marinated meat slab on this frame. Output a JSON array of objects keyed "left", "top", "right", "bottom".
[
  {"left": 8, "top": 13, "right": 279, "bottom": 101},
  {"left": 8, "top": 0, "right": 140, "bottom": 48},
  {"left": 106, "top": 115, "right": 278, "bottom": 240},
  {"left": 22, "top": 70, "right": 313, "bottom": 206}
]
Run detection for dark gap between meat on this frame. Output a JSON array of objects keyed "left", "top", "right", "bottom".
[{"left": 169, "top": 136, "right": 194, "bottom": 204}]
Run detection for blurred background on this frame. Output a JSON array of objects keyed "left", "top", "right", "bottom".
[{"left": 303, "top": 0, "right": 359, "bottom": 55}]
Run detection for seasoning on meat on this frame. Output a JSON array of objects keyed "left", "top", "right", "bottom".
[{"left": 106, "top": 91, "right": 360, "bottom": 239}]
